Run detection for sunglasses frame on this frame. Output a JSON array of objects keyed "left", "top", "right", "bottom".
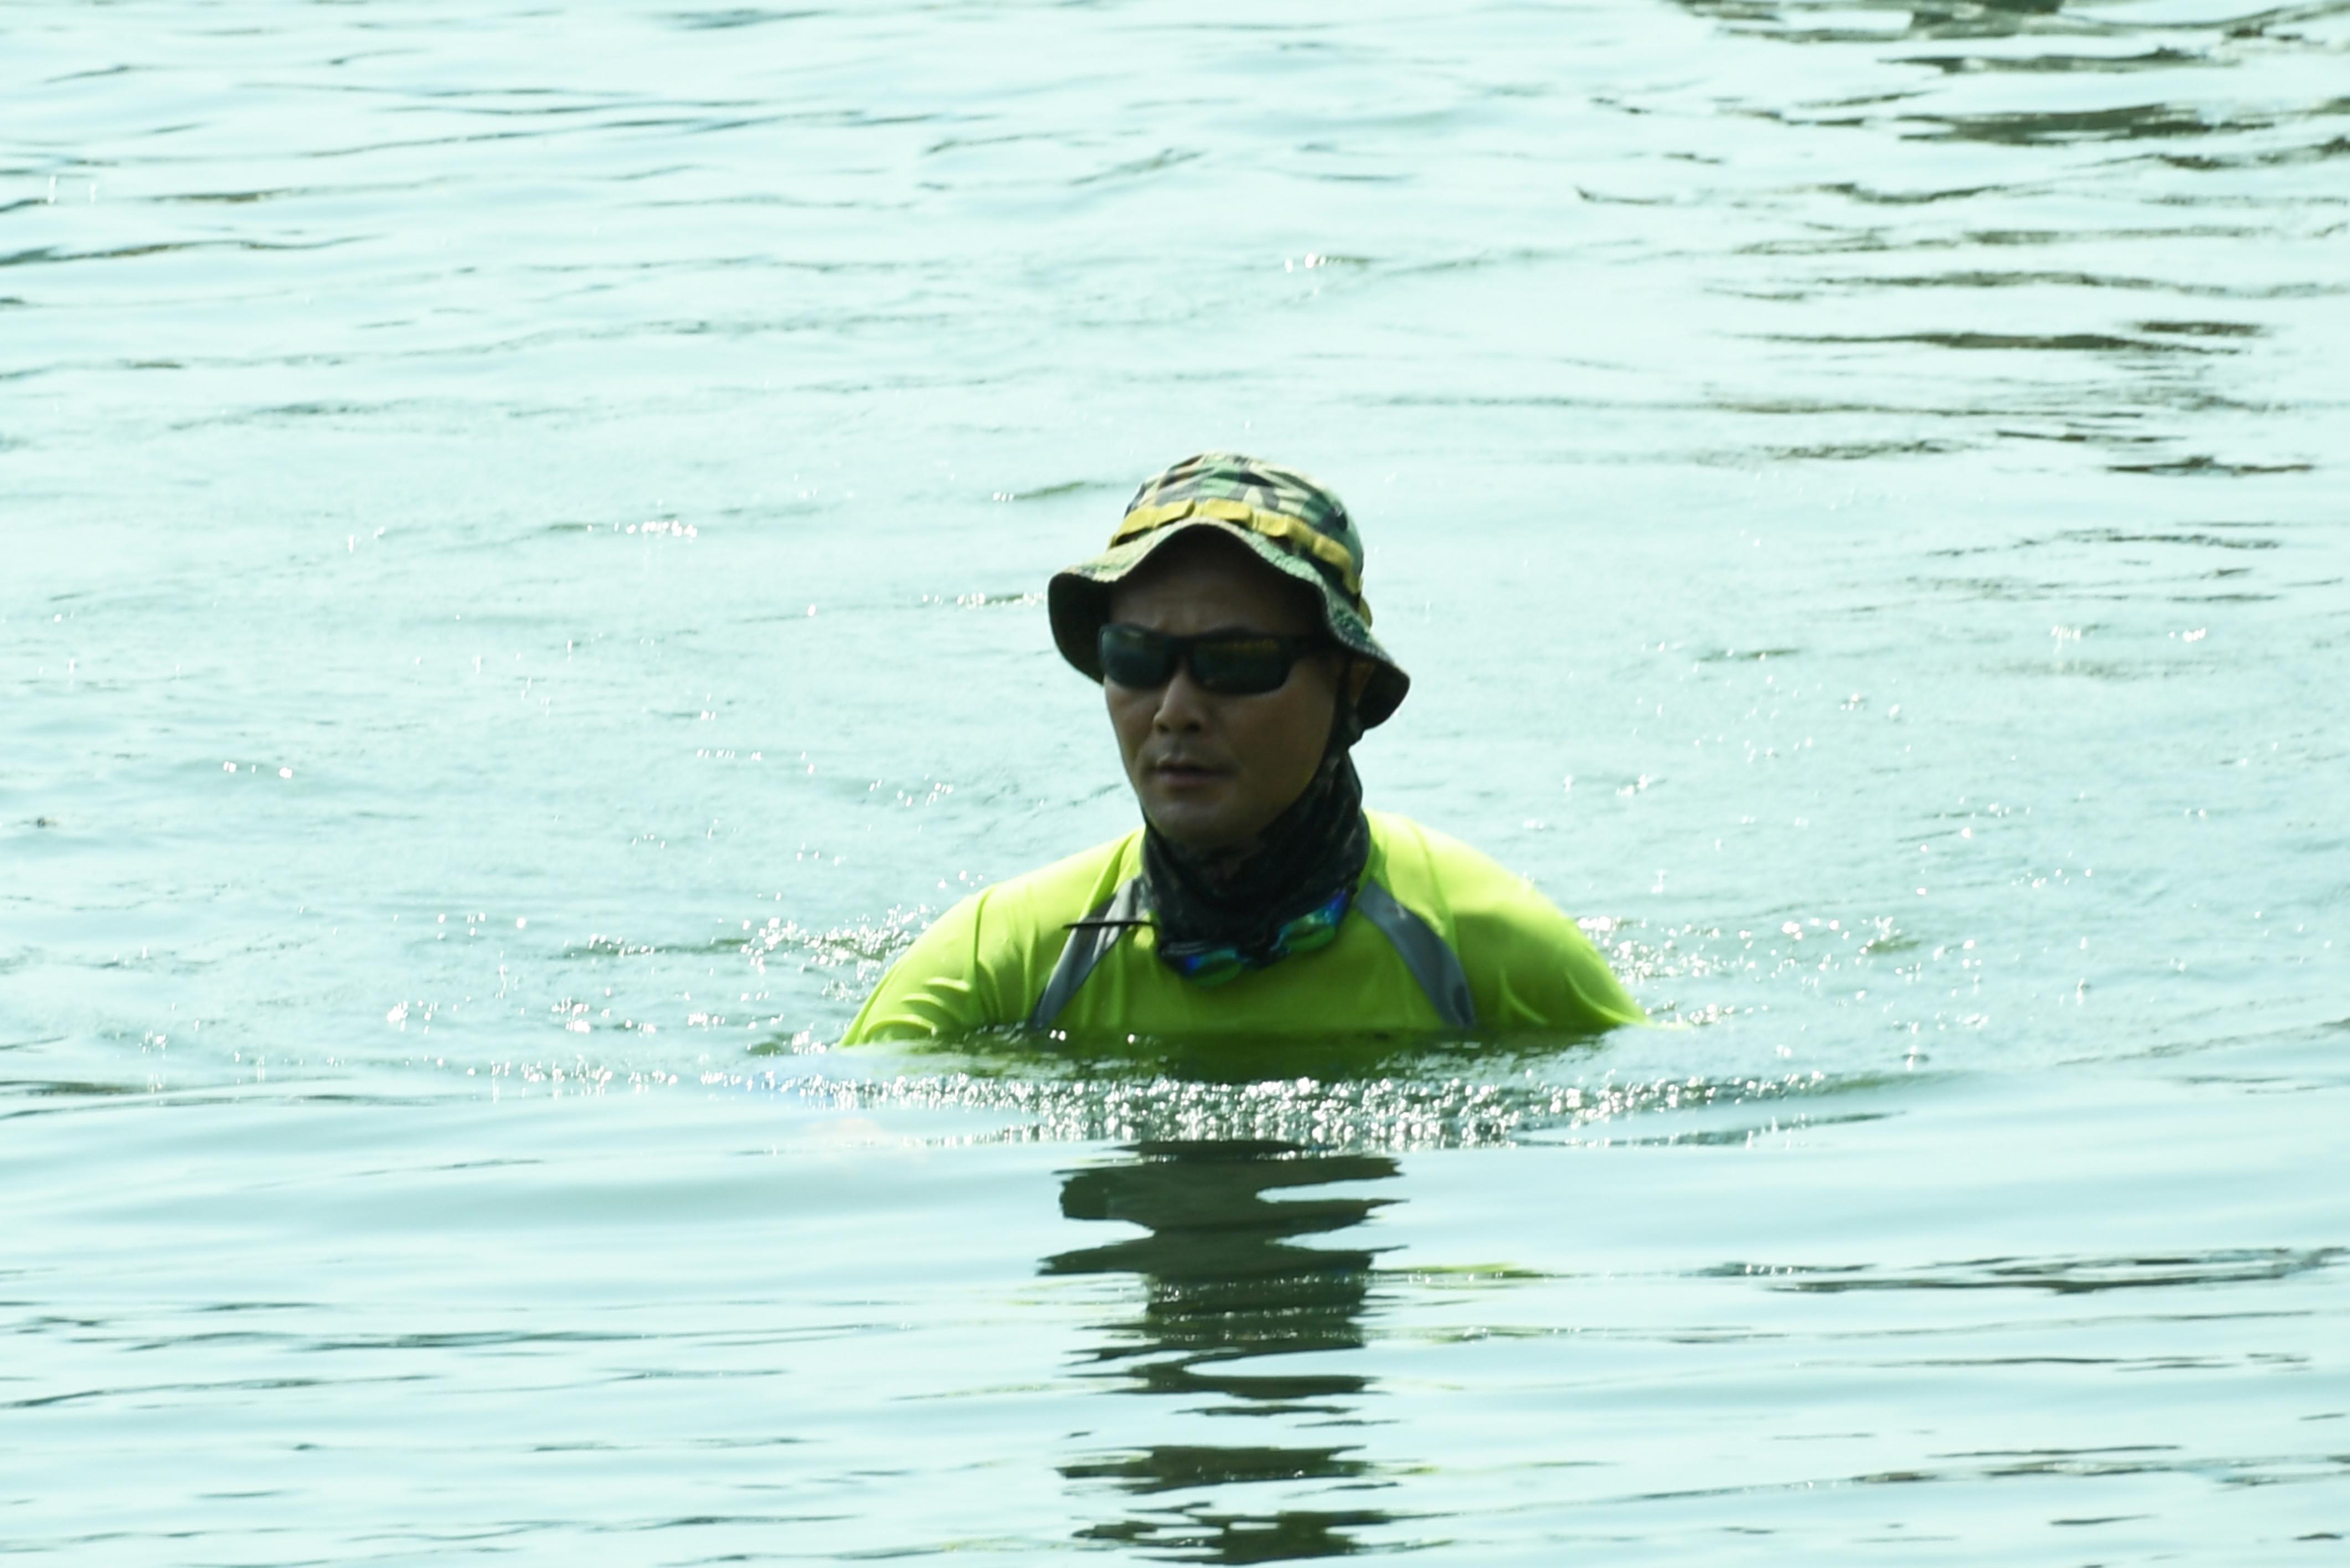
[{"left": 1098, "top": 623, "right": 1332, "bottom": 697}]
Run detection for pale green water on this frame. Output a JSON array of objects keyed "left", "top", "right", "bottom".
[{"left": 4, "top": 0, "right": 2347, "bottom": 1560}]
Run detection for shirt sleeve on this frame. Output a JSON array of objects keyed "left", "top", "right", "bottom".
[
  {"left": 1466, "top": 883, "right": 1651, "bottom": 1034},
  {"left": 840, "top": 893, "right": 997, "bottom": 1044}
]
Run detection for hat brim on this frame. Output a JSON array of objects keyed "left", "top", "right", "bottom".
[{"left": 1047, "top": 519, "right": 1410, "bottom": 728}]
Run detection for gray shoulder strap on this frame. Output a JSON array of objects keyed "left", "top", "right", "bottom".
[
  {"left": 1354, "top": 879, "right": 1478, "bottom": 1033},
  {"left": 1027, "top": 878, "right": 1146, "bottom": 1031}
]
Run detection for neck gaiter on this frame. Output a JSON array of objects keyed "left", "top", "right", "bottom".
[{"left": 1141, "top": 705, "right": 1370, "bottom": 977}]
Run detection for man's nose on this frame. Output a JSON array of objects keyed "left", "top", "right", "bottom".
[{"left": 1151, "top": 666, "right": 1210, "bottom": 730}]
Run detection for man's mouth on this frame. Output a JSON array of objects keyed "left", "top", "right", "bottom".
[{"left": 1148, "top": 755, "right": 1230, "bottom": 783}]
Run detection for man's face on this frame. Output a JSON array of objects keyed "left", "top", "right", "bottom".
[{"left": 1104, "top": 535, "right": 1343, "bottom": 854}]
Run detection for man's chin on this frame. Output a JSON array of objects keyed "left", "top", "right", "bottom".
[{"left": 1141, "top": 796, "right": 1248, "bottom": 854}]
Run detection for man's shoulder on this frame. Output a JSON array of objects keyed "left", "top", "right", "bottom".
[
  {"left": 842, "top": 829, "right": 1145, "bottom": 1045},
  {"left": 1365, "top": 811, "right": 1552, "bottom": 919},
  {"left": 1364, "top": 812, "right": 1646, "bottom": 1030},
  {"left": 965, "top": 828, "right": 1146, "bottom": 935}
]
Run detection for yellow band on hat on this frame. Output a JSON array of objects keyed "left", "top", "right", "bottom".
[{"left": 1112, "top": 498, "right": 1364, "bottom": 600}]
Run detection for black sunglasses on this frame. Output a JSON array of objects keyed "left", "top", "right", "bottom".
[{"left": 1098, "top": 623, "right": 1329, "bottom": 696}]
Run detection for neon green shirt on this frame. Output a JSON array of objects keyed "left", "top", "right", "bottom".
[{"left": 842, "top": 811, "right": 1645, "bottom": 1044}]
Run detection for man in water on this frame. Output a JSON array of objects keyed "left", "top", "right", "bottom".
[{"left": 843, "top": 453, "right": 1645, "bottom": 1043}]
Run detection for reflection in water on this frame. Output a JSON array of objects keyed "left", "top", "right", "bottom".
[{"left": 1046, "top": 1141, "right": 1401, "bottom": 1561}]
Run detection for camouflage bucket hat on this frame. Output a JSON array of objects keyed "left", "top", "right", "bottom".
[{"left": 1047, "top": 452, "right": 1410, "bottom": 728}]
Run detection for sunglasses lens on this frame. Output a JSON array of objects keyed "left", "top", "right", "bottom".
[
  {"left": 1098, "top": 626, "right": 1310, "bottom": 694},
  {"left": 1189, "top": 638, "right": 1291, "bottom": 695},
  {"left": 1099, "top": 625, "right": 1176, "bottom": 688}
]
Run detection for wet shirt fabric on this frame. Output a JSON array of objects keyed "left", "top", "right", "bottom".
[{"left": 842, "top": 812, "right": 1647, "bottom": 1044}]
